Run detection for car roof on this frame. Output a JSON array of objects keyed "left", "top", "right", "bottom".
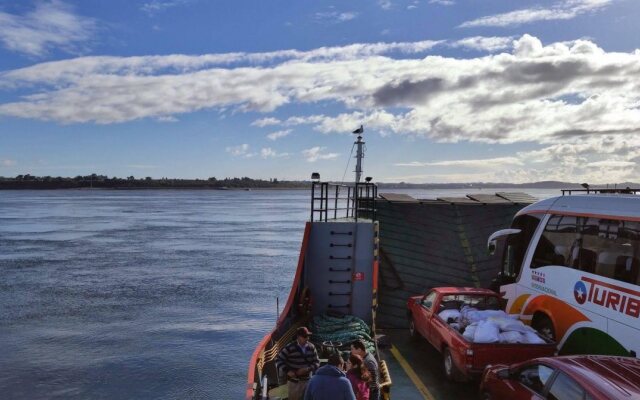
[
  {"left": 539, "top": 356, "right": 640, "bottom": 398},
  {"left": 517, "top": 194, "right": 640, "bottom": 220}
]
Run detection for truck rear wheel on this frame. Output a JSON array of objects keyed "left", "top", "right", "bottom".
[
  {"left": 409, "top": 317, "right": 418, "bottom": 340},
  {"left": 443, "top": 347, "right": 464, "bottom": 382}
]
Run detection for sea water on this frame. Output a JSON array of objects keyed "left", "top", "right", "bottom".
[{"left": 0, "top": 188, "right": 560, "bottom": 399}]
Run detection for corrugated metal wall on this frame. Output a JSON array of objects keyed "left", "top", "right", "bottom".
[{"left": 376, "top": 200, "right": 526, "bottom": 328}]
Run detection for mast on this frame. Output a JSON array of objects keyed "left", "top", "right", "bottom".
[{"left": 353, "top": 125, "right": 364, "bottom": 183}]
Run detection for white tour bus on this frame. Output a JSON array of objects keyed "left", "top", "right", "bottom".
[{"left": 489, "top": 192, "right": 640, "bottom": 357}]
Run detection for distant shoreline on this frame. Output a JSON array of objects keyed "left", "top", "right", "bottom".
[{"left": 1, "top": 175, "right": 637, "bottom": 190}]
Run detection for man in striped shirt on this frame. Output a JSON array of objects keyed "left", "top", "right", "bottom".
[{"left": 276, "top": 327, "right": 320, "bottom": 400}]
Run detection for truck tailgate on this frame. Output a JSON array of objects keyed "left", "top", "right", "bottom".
[{"left": 470, "top": 342, "right": 556, "bottom": 371}]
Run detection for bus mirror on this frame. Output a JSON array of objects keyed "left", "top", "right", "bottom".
[{"left": 487, "top": 229, "right": 521, "bottom": 255}]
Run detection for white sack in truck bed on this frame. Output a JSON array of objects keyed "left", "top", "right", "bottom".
[{"left": 455, "top": 306, "right": 547, "bottom": 344}]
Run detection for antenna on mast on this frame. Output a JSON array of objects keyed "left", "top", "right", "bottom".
[{"left": 352, "top": 125, "right": 364, "bottom": 183}]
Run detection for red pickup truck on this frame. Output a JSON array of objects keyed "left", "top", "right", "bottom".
[{"left": 407, "top": 287, "right": 556, "bottom": 382}]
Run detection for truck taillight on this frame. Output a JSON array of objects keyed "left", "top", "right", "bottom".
[{"left": 465, "top": 349, "right": 474, "bottom": 368}]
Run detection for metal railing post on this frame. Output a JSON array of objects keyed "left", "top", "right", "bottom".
[
  {"left": 311, "top": 182, "right": 315, "bottom": 222},
  {"left": 355, "top": 183, "right": 359, "bottom": 222},
  {"left": 334, "top": 185, "right": 338, "bottom": 220}
]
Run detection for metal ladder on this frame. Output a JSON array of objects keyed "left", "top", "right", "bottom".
[{"left": 326, "top": 227, "right": 358, "bottom": 314}]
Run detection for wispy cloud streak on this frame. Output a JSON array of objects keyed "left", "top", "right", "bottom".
[
  {"left": 0, "top": 1, "right": 95, "bottom": 57},
  {"left": 460, "top": 0, "right": 613, "bottom": 28}
]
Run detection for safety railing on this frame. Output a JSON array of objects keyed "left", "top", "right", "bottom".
[
  {"left": 310, "top": 181, "right": 377, "bottom": 222},
  {"left": 561, "top": 187, "right": 640, "bottom": 195}
]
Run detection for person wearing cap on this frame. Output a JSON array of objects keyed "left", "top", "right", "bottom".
[
  {"left": 276, "top": 326, "right": 320, "bottom": 400},
  {"left": 303, "top": 353, "right": 356, "bottom": 400}
]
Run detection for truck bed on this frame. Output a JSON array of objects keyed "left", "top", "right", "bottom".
[{"left": 435, "top": 314, "right": 556, "bottom": 376}]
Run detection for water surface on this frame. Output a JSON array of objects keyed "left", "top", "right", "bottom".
[{"left": 0, "top": 188, "right": 560, "bottom": 399}]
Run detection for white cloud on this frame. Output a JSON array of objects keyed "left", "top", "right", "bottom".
[
  {"left": 379, "top": 1, "right": 393, "bottom": 10},
  {"left": 156, "top": 115, "right": 178, "bottom": 122},
  {"left": 395, "top": 157, "right": 523, "bottom": 168},
  {"left": 141, "top": 0, "right": 190, "bottom": 15},
  {"left": 314, "top": 11, "right": 359, "bottom": 23},
  {"left": 1, "top": 39, "right": 441, "bottom": 85},
  {"left": 429, "top": 0, "right": 455, "bottom": 5},
  {"left": 460, "top": 0, "right": 613, "bottom": 28},
  {"left": 266, "top": 129, "right": 292, "bottom": 141},
  {"left": 586, "top": 160, "right": 636, "bottom": 168},
  {"left": 302, "top": 147, "right": 340, "bottom": 162},
  {"left": 381, "top": 172, "right": 494, "bottom": 183},
  {"left": 226, "top": 144, "right": 255, "bottom": 158},
  {"left": 385, "top": 133, "right": 640, "bottom": 184},
  {"left": 450, "top": 36, "right": 513, "bottom": 52},
  {"left": 252, "top": 117, "right": 282, "bottom": 127},
  {"left": 338, "top": 12, "right": 359, "bottom": 22},
  {"left": 1, "top": 159, "right": 16, "bottom": 167},
  {"left": 260, "top": 147, "right": 289, "bottom": 159},
  {"left": 1, "top": 34, "right": 640, "bottom": 182},
  {"left": 0, "top": 0, "right": 95, "bottom": 57}
]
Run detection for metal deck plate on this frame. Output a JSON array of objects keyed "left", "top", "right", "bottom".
[
  {"left": 379, "top": 193, "right": 419, "bottom": 202},
  {"left": 496, "top": 192, "right": 538, "bottom": 203}
]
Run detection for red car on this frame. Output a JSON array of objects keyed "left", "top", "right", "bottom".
[{"left": 480, "top": 355, "right": 640, "bottom": 400}]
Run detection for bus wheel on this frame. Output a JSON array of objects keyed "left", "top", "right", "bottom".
[{"left": 532, "top": 313, "right": 556, "bottom": 342}]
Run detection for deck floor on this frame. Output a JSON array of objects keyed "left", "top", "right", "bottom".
[{"left": 379, "top": 329, "right": 478, "bottom": 400}]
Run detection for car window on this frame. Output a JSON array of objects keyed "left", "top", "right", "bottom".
[
  {"left": 422, "top": 292, "right": 437, "bottom": 310},
  {"left": 518, "top": 364, "right": 554, "bottom": 395},
  {"left": 548, "top": 372, "right": 584, "bottom": 400}
]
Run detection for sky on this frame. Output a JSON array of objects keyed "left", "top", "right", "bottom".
[{"left": 0, "top": 0, "right": 639, "bottom": 183}]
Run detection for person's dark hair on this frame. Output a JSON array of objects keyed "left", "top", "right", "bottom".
[
  {"left": 328, "top": 353, "right": 343, "bottom": 367},
  {"left": 348, "top": 354, "right": 371, "bottom": 382},
  {"left": 351, "top": 339, "right": 366, "bottom": 352}
]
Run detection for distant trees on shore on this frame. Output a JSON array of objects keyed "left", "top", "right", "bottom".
[
  {"left": 1, "top": 174, "right": 632, "bottom": 190},
  {"left": 0, "top": 174, "right": 309, "bottom": 189}
]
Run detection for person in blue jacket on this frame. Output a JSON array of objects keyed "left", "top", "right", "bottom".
[{"left": 304, "top": 353, "right": 356, "bottom": 400}]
